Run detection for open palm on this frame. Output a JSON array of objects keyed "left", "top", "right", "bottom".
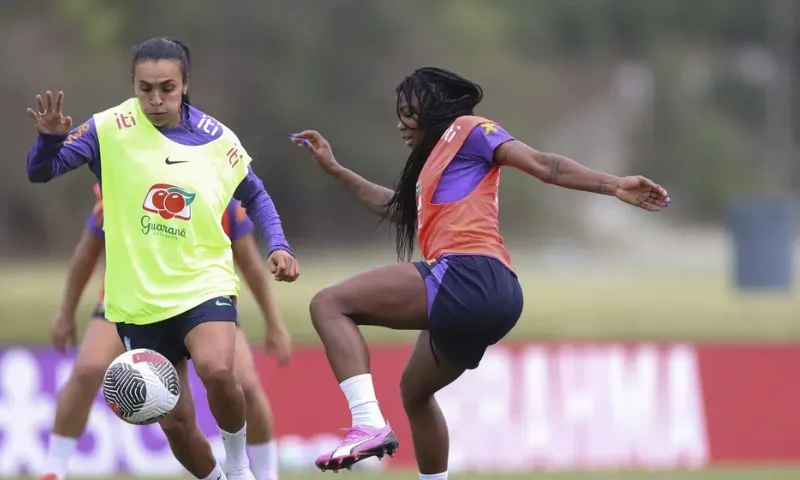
[
  {"left": 615, "top": 176, "right": 671, "bottom": 212},
  {"left": 26, "top": 90, "right": 73, "bottom": 135}
]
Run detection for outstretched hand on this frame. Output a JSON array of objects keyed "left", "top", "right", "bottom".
[
  {"left": 615, "top": 176, "right": 671, "bottom": 212},
  {"left": 27, "top": 90, "right": 73, "bottom": 135},
  {"left": 290, "top": 130, "right": 341, "bottom": 174}
]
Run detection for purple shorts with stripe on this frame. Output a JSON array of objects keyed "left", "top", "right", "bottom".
[{"left": 413, "top": 254, "right": 523, "bottom": 369}]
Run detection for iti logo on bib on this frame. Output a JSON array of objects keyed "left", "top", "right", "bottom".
[{"left": 142, "top": 184, "right": 196, "bottom": 221}]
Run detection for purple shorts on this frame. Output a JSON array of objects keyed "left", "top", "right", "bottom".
[{"left": 413, "top": 254, "right": 523, "bottom": 369}]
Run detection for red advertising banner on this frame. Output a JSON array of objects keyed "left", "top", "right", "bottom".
[
  {"left": 255, "top": 342, "right": 800, "bottom": 472},
  {"left": 0, "top": 342, "right": 798, "bottom": 476},
  {"left": 698, "top": 345, "right": 800, "bottom": 464}
]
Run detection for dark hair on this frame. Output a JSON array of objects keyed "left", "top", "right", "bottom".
[
  {"left": 131, "top": 37, "right": 192, "bottom": 105},
  {"left": 385, "top": 67, "right": 483, "bottom": 261}
]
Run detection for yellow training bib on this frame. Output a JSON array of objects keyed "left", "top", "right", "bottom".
[{"left": 95, "top": 98, "right": 251, "bottom": 324}]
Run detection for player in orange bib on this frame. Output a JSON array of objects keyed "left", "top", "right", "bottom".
[
  {"left": 291, "top": 67, "right": 670, "bottom": 478},
  {"left": 41, "top": 184, "right": 290, "bottom": 480}
]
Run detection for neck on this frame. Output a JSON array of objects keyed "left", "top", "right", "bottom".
[{"left": 163, "top": 108, "right": 183, "bottom": 128}]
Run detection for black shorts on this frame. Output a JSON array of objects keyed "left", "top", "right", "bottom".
[
  {"left": 413, "top": 254, "right": 523, "bottom": 370},
  {"left": 115, "top": 296, "right": 238, "bottom": 365}
]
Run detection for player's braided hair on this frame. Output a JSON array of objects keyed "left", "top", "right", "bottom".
[{"left": 384, "top": 67, "right": 483, "bottom": 261}]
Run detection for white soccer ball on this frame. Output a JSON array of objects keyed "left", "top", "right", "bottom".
[{"left": 102, "top": 348, "right": 180, "bottom": 425}]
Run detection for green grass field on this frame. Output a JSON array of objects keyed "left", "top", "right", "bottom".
[
  {"left": 8, "top": 469, "right": 800, "bottom": 480},
  {"left": 2, "top": 258, "right": 799, "bottom": 479},
  {"left": 1, "top": 257, "right": 799, "bottom": 345}
]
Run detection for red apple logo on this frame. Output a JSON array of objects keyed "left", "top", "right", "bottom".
[{"left": 142, "top": 184, "right": 196, "bottom": 220}]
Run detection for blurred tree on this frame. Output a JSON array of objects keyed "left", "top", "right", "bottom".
[{"left": 2, "top": 0, "right": 796, "bottom": 257}]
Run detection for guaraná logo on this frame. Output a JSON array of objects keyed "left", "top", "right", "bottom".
[{"left": 142, "top": 184, "right": 196, "bottom": 221}]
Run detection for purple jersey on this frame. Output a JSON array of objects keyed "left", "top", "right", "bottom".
[
  {"left": 431, "top": 123, "right": 515, "bottom": 204},
  {"left": 27, "top": 103, "right": 291, "bottom": 257}
]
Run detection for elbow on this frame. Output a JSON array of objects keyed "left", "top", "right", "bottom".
[
  {"left": 531, "top": 168, "right": 557, "bottom": 185},
  {"left": 539, "top": 174, "right": 557, "bottom": 185},
  {"left": 26, "top": 157, "right": 53, "bottom": 183},
  {"left": 27, "top": 169, "right": 52, "bottom": 184}
]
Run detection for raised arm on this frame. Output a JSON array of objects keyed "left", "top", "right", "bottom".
[
  {"left": 328, "top": 166, "right": 395, "bottom": 220},
  {"left": 495, "top": 140, "right": 670, "bottom": 211},
  {"left": 290, "top": 130, "right": 396, "bottom": 221},
  {"left": 26, "top": 91, "right": 99, "bottom": 183}
]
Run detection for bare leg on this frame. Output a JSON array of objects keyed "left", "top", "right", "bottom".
[
  {"left": 43, "top": 319, "right": 123, "bottom": 479},
  {"left": 309, "top": 263, "right": 428, "bottom": 471},
  {"left": 400, "top": 331, "right": 464, "bottom": 475},
  {"left": 159, "top": 361, "right": 222, "bottom": 479},
  {"left": 309, "top": 263, "right": 428, "bottom": 381},
  {"left": 235, "top": 329, "right": 279, "bottom": 480},
  {"left": 185, "top": 321, "right": 252, "bottom": 479}
]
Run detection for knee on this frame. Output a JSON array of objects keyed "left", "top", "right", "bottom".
[
  {"left": 70, "top": 359, "right": 108, "bottom": 389},
  {"left": 160, "top": 406, "right": 196, "bottom": 437},
  {"left": 399, "top": 367, "right": 431, "bottom": 412},
  {"left": 309, "top": 288, "right": 341, "bottom": 325},
  {"left": 238, "top": 370, "right": 263, "bottom": 405},
  {"left": 194, "top": 357, "right": 236, "bottom": 390}
]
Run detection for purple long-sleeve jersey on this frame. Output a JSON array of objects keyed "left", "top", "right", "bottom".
[{"left": 26, "top": 103, "right": 292, "bottom": 257}]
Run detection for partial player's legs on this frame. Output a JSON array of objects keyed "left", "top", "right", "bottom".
[
  {"left": 400, "top": 332, "right": 464, "bottom": 478},
  {"left": 311, "top": 255, "right": 524, "bottom": 478},
  {"left": 309, "top": 262, "right": 428, "bottom": 471},
  {"left": 41, "top": 318, "right": 123, "bottom": 480},
  {"left": 159, "top": 360, "right": 227, "bottom": 480},
  {"left": 183, "top": 297, "right": 253, "bottom": 480},
  {"left": 116, "top": 296, "right": 252, "bottom": 480},
  {"left": 234, "top": 329, "right": 279, "bottom": 480},
  {"left": 401, "top": 255, "right": 523, "bottom": 480}
]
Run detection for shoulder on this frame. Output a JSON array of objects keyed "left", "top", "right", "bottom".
[
  {"left": 93, "top": 98, "right": 137, "bottom": 123},
  {"left": 229, "top": 200, "right": 251, "bottom": 225},
  {"left": 186, "top": 105, "right": 240, "bottom": 144},
  {"left": 225, "top": 199, "right": 242, "bottom": 216},
  {"left": 466, "top": 118, "right": 513, "bottom": 141},
  {"left": 226, "top": 200, "right": 254, "bottom": 240},
  {"left": 456, "top": 118, "right": 515, "bottom": 164},
  {"left": 191, "top": 110, "right": 252, "bottom": 172}
]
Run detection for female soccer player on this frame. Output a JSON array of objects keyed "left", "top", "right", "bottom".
[
  {"left": 291, "top": 67, "right": 670, "bottom": 479},
  {"left": 41, "top": 188, "right": 289, "bottom": 480},
  {"left": 26, "top": 37, "right": 299, "bottom": 480}
]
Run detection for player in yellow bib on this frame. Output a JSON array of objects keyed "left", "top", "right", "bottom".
[{"left": 25, "top": 37, "right": 299, "bottom": 480}]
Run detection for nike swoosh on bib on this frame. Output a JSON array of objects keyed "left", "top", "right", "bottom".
[{"left": 165, "top": 157, "right": 189, "bottom": 165}]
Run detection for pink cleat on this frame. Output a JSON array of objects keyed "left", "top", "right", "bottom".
[{"left": 315, "top": 423, "right": 399, "bottom": 472}]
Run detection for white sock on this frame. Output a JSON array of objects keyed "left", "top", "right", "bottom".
[
  {"left": 220, "top": 424, "right": 251, "bottom": 473},
  {"left": 247, "top": 440, "right": 278, "bottom": 480},
  {"left": 339, "top": 374, "right": 386, "bottom": 428},
  {"left": 200, "top": 462, "right": 227, "bottom": 480},
  {"left": 43, "top": 433, "right": 78, "bottom": 479},
  {"left": 420, "top": 472, "right": 448, "bottom": 480}
]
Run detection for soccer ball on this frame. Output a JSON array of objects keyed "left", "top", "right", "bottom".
[{"left": 102, "top": 348, "right": 181, "bottom": 425}]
